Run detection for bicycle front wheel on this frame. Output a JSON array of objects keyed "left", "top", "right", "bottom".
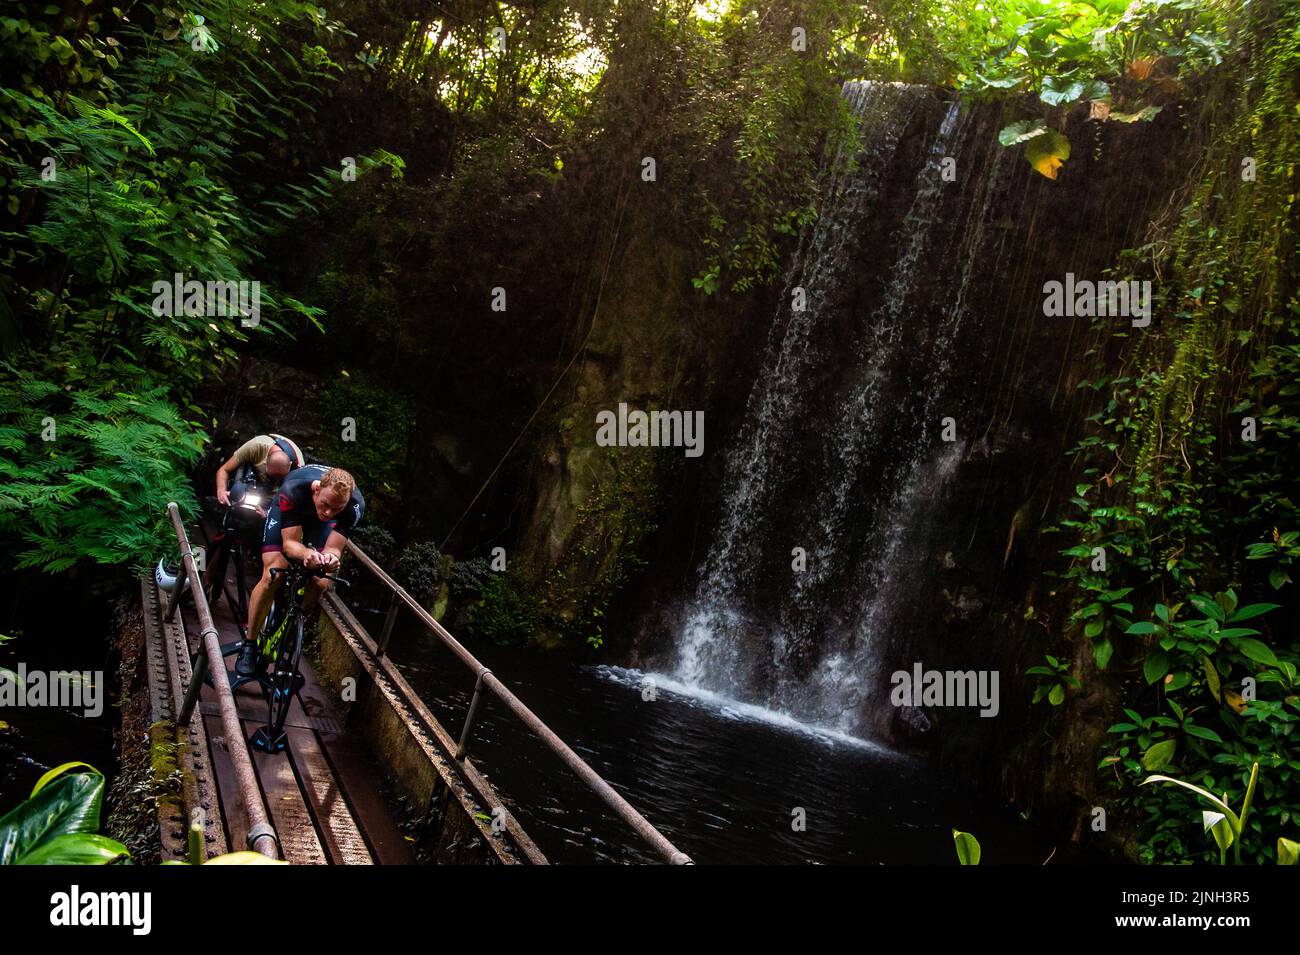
[{"left": 266, "top": 614, "right": 304, "bottom": 743}]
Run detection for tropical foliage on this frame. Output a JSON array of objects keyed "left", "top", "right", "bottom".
[
  {"left": 1040, "top": 0, "right": 1300, "bottom": 863},
  {"left": 0, "top": 762, "right": 128, "bottom": 865},
  {"left": 0, "top": 1, "right": 378, "bottom": 572}
]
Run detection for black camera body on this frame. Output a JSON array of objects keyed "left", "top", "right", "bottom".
[{"left": 226, "top": 468, "right": 271, "bottom": 545}]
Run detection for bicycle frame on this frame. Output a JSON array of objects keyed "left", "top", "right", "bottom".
[{"left": 249, "top": 561, "right": 347, "bottom": 753}]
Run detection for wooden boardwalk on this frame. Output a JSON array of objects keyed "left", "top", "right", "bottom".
[{"left": 142, "top": 563, "right": 413, "bottom": 865}]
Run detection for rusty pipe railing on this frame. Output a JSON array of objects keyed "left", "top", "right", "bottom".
[
  {"left": 343, "top": 540, "right": 693, "bottom": 865},
  {"left": 165, "top": 502, "right": 279, "bottom": 859}
]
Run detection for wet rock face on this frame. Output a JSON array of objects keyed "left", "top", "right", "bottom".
[{"left": 942, "top": 587, "right": 985, "bottom": 623}]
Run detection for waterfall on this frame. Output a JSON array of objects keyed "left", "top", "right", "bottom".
[{"left": 674, "top": 82, "right": 1013, "bottom": 737}]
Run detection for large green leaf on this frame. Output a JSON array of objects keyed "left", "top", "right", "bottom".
[
  {"left": 16, "top": 833, "right": 128, "bottom": 865},
  {"left": 1201, "top": 655, "right": 1221, "bottom": 702},
  {"left": 1093, "top": 635, "right": 1114, "bottom": 670},
  {"left": 1109, "top": 105, "right": 1163, "bottom": 123},
  {"left": 952, "top": 829, "right": 981, "bottom": 865},
  {"left": 0, "top": 765, "right": 105, "bottom": 864},
  {"left": 1190, "top": 595, "right": 1225, "bottom": 621},
  {"left": 1143, "top": 647, "right": 1170, "bottom": 684},
  {"left": 1280, "top": 837, "right": 1300, "bottom": 865},
  {"left": 1141, "top": 739, "right": 1176, "bottom": 772},
  {"left": 1183, "top": 724, "right": 1223, "bottom": 744},
  {"left": 1040, "top": 76, "right": 1110, "bottom": 106},
  {"left": 30, "top": 760, "right": 98, "bottom": 797},
  {"left": 1229, "top": 603, "right": 1280, "bottom": 623},
  {"left": 1234, "top": 638, "right": 1279, "bottom": 667},
  {"left": 998, "top": 120, "right": 1047, "bottom": 146}
]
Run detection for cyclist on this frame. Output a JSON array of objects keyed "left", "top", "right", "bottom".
[
  {"left": 214, "top": 433, "right": 305, "bottom": 510},
  {"left": 238, "top": 466, "right": 363, "bottom": 676}
]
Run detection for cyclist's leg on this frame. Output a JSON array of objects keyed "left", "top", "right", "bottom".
[
  {"left": 247, "top": 549, "right": 287, "bottom": 640},
  {"left": 242, "top": 507, "right": 289, "bottom": 675},
  {"left": 239, "top": 549, "right": 286, "bottom": 676},
  {"left": 249, "top": 500, "right": 288, "bottom": 635}
]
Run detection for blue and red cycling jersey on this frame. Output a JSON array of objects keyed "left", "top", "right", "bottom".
[{"left": 262, "top": 464, "right": 364, "bottom": 553}]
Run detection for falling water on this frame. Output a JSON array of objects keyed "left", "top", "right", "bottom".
[{"left": 674, "top": 82, "right": 1013, "bottom": 736}]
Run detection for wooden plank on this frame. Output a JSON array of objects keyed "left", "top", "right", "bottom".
[
  {"left": 312, "top": 728, "right": 415, "bottom": 865},
  {"left": 202, "top": 711, "right": 252, "bottom": 854},
  {"left": 284, "top": 726, "right": 374, "bottom": 865},
  {"left": 248, "top": 722, "right": 329, "bottom": 865},
  {"left": 296, "top": 656, "right": 345, "bottom": 734}
]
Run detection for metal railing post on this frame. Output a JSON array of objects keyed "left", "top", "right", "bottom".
[
  {"left": 178, "top": 648, "right": 208, "bottom": 725},
  {"left": 164, "top": 578, "right": 182, "bottom": 623},
  {"left": 456, "top": 668, "right": 490, "bottom": 759},
  {"left": 376, "top": 588, "right": 403, "bottom": 658}
]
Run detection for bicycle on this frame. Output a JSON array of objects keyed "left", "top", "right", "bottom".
[
  {"left": 246, "top": 556, "right": 348, "bottom": 753},
  {"left": 197, "top": 482, "right": 268, "bottom": 642}
]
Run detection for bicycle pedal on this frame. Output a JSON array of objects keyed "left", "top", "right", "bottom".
[{"left": 229, "top": 671, "right": 260, "bottom": 692}]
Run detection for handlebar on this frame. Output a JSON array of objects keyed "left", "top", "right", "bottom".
[{"left": 269, "top": 563, "right": 350, "bottom": 588}]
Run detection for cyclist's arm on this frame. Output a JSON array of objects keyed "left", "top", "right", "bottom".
[
  {"left": 278, "top": 525, "right": 320, "bottom": 567},
  {"left": 214, "top": 452, "right": 241, "bottom": 506}
]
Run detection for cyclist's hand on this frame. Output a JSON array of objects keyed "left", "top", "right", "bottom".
[
  {"left": 217, "top": 487, "right": 231, "bottom": 507},
  {"left": 320, "top": 552, "right": 340, "bottom": 573},
  {"left": 302, "top": 549, "right": 323, "bottom": 570},
  {"left": 255, "top": 507, "right": 267, "bottom": 519}
]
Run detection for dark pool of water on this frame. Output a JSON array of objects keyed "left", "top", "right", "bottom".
[
  {"left": 0, "top": 574, "right": 118, "bottom": 814},
  {"left": 360, "top": 610, "right": 1053, "bottom": 865}
]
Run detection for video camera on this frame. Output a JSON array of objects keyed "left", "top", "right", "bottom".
[{"left": 225, "top": 467, "right": 271, "bottom": 543}]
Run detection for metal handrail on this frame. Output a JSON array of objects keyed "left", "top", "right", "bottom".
[
  {"left": 344, "top": 540, "right": 693, "bottom": 865},
  {"left": 164, "top": 502, "right": 279, "bottom": 859}
]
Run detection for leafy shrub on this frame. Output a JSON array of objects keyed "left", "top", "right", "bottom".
[
  {"left": 448, "top": 557, "right": 493, "bottom": 600},
  {"left": 1042, "top": 2, "right": 1300, "bottom": 863},
  {"left": 465, "top": 571, "right": 537, "bottom": 646},
  {"left": 348, "top": 523, "right": 396, "bottom": 566},
  {"left": 0, "top": 1, "right": 354, "bottom": 573},
  {"left": 396, "top": 540, "right": 443, "bottom": 605}
]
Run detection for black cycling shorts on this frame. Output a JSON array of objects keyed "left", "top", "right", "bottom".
[{"left": 261, "top": 505, "right": 338, "bottom": 554}]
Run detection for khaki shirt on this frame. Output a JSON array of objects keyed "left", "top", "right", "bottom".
[{"left": 232, "top": 434, "right": 301, "bottom": 484}]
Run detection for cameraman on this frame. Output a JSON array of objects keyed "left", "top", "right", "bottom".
[{"left": 214, "top": 433, "right": 305, "bottom": 512}]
